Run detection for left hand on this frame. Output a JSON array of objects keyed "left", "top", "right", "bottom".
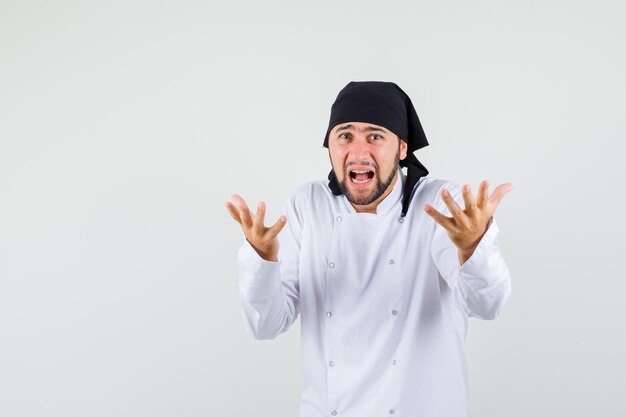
[{"left": 424, "top": 180, "right": 514, "bottom": 264}]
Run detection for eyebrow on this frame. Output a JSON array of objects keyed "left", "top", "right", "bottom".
[{"left": 334, "top": 124, "right": 388, "bottom": 134}]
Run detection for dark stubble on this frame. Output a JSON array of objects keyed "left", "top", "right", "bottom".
[{"left": 333, "top": 145, "right": 401, "bottom": 206}]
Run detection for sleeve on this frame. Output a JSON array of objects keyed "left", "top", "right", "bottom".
[
  {"left": 236, "top": 192, "right": 303, "bottom": 339},
  {"left": 430, "top": 182, "right": 512, "bottom": 320}
]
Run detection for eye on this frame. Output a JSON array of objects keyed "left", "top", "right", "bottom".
[
  {"left": 370, "top": 134, "right": 383, "bottom": 141},
  {"left": 338, "top": 133, "right": 351, "bottom": 139}
]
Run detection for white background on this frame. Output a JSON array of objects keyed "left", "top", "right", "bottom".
[{"left": 1, "top": 0, "right": 625, "bottom": 416}]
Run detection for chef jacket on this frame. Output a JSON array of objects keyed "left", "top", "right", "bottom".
[{"left": 237, "top": 168, "right": 512, "bottom": 417}]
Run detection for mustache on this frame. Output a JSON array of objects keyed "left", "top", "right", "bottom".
[{"left": 344, "top": 161, "right": 378, "bottom": 172}]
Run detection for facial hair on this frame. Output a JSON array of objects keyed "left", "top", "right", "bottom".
[{"left": 334, "top": 145, "right": 401, "bottom": 206}]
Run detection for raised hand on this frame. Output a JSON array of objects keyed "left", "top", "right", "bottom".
[
  {"left": 225, "top": 194, "right": 287, "bottom": 262},
  {"left": 424, "top": 180, "right": 514, "bottom": 265}
]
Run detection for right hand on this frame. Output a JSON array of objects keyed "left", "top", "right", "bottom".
[{"left": 225, "top": 194, "right": 287, "bottom": 262}]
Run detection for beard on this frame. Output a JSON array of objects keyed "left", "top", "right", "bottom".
[{"left": 333, "top": 146, "right": 401, "bottom": 206}]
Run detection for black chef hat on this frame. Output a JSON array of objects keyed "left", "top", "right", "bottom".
[{"left": 323, "top": 81, "right": 430, "bottom": 216}]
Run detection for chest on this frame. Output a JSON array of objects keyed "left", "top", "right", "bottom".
[{"left": 299, "top": 208, "right": 436, "bottom": 309}]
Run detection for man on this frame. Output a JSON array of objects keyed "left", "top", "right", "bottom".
[{"left": 225, "top": 81, "right": 513, "bottom": 417}]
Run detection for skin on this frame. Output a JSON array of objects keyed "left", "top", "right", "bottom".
[
  {"left": 327, "top": 122, "right": 407, "bottom": 213},
  {"left": 225, "top": 121, "right": 514, "bottom": 265},
  {"left": 424, "top": 180, "right": 514, "bottom": 265}
]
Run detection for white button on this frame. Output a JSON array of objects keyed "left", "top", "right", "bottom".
[
  {"left": 326, "top": 311, "right": 332, "bottom": 317},
  {"left": 389, "top": 409, "right": 395, "bottom": 414},
  {"left": 388, "top": 259, "right": 395, "bottom": 265},
  {"left": 392, "top": 359, "right": 397, "bottom": 365},
  {"left": 329, "top": 262, "right": 335, "bottom": 268},
  {"left": 336, "top": 216, "right": 342, "bottom": 222},
  {"left": 331, "top": 411, "right": 337, "bottom": 416},
  {"left": 329, "top": 361, "right": 335, "bottom": 367},
  {"left": 399, "top": 218, "right": 404, "bottom": 223},
  {"left": 392, "top": 310, "right": 399, "bottom": 316}
]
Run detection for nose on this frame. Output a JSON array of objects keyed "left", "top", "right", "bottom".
[{"left": 348, "top": 136, "right": 371, "bottom": 162}]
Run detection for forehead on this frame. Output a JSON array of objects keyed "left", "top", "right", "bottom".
[{"left": 331, "top": 122, "right": 390, "bottom": 134}]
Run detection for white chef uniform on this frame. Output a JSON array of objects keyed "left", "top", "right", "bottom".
[{"left": 237, "top": 168, "right": 511, "bottom": 417}]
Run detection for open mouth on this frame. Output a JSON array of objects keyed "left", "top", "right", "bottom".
[{"left": 349, "top": 169, "right": 375, "bottom": 184}]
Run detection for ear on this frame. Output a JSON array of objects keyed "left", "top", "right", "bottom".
[{"left": 399, "top": 138, "right": 408, "bottom": 160}]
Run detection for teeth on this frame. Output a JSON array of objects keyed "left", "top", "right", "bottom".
[
  {"left": 351, "top": 177, "right": 371, "bottom": 184},
  {"left": 351, "top": 170, "right": 371, "bottom": 174}
]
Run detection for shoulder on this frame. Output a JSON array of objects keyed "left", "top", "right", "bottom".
[
  {"left": 280, "top": 180, "right": 335, "bottom": 231},
  {"left": 413, "top": 176, "right": 460, "bottom": 197},
  {"left": 284, "top": 180, "right": 334, "bottom": 215},
  {"left": 411, "top": 176, "right": 466, "bottom": 207},
  {"left": 288, "top": 180, "right": 332, "bottom": 203}
]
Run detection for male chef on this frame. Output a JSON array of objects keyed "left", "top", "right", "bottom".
[{"left": 225, "top": 81, "right": 513, "bottom": 417}]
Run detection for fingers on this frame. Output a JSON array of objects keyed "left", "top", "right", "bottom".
[
  {"left": 488, "top": 183, "right": 515, "bottom": 210},
  {"left": 440, "top": 188, "right": 466, "bottom": 223},
  {"left": 255, "top": 201, "right": 267, "bottom": 229},
  {"left": 268, "top": 215, "right": 287, "bottom": 237},
  {"left": 227, "top": 195, "right": 286, "bottom": 238},
  {"left": 224, "top": 201, "right": 242, "bottom": 225},
  {"left": 461, "top": 184, "right": 477, "bottom": 217},
  {"left": 476, "top": 180, "right": 489, "bottom": 208},
  {"left": 424, "top": 204, "right": 455, "bottom": 230},
  {"left": 231, "top": 194, "right": 253, "bottom": 228}
]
